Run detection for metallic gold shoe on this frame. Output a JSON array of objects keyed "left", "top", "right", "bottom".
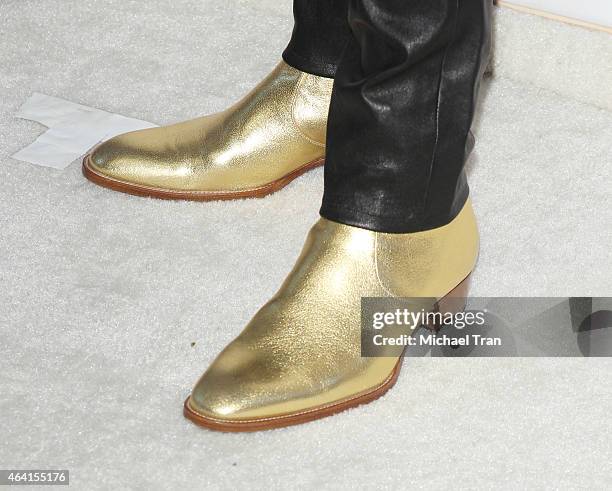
[
  {"left": 82, "top": 61, "right": 333, "bottom": 200},
  {"left": 184, "top": 199, "right": 479, "bottom": 431}
]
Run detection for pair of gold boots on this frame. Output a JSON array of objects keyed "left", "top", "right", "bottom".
[{"left": 84, "top": 61, "right": 479, "bottom": 431}]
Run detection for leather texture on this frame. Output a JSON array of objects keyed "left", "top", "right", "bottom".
[
  {"left": 88, "top": 62, "right": 333, "bottom": 193},
  {"left": 282, "top": 0, "right": 351, "bottom": 78},
  {"left": 284, "top": 0, "right": 491, "bottom": 233},
  {"left": 188, "top": 199, "right": 479, "bottom": 421}
]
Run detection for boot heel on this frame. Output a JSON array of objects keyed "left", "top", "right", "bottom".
[{"left": 425, "top": 273, "right": 472, "bottom": 332}]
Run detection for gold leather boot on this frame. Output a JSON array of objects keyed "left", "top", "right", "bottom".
[
  {"left": 82, "top": 62, "right": 333, "bottom": 199},
  {"left": 184, "top": 199, "right": 479, "bottom": 431}
]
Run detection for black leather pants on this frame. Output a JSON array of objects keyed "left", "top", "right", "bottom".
[{"left": 283, "top": 0, "right": 492, "bottom": 233}]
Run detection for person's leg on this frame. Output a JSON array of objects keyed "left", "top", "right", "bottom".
[
  {"left": 185, "top": 0, "right": 492, "bottom": 431},
  {"left": 282, "top": 0, "right": 351, "bottom": 78},
  {"left": 321, "top": 0, "right": 491, "bottom": 233},
  {"left": 83, "top": 1, "right": 347, "bottom": 200}
]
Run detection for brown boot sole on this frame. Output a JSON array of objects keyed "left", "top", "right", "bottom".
[
  {"left": 82, "top": 154, "right": 325, "bottom": 201},
  {"left": 183, "top": 273, "right": 472, "bottom": 432}
]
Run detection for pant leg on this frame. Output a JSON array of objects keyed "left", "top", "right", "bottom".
[
  {"left": 282, "top": 0, "right": 351, "bottom": 78},
  {"left": 320, "top": 0, "right": 492, "bottom": 233}
]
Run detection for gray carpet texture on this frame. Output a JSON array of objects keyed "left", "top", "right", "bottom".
[{"left": 1, "top": 1, "right": 611, "bottom": 489}]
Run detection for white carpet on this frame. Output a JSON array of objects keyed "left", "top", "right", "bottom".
[
  {"left": 1, "top": 1, "right": 611, "bottom": 489},
  {"left": 491, "top": 4, "right": 612, "bottom": 111}
]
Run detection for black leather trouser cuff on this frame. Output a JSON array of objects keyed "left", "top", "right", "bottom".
[
  {"left": 282, "top": 0, "right": 350, "bottom": 78},
  {"left": 285, "top": 0, "right": 491, "bottom": 233},
  {"left": 321, "top": 0, "right": 491, "bottom": 233}
]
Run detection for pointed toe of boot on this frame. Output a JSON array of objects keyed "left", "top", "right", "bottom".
[
  {"left": 88, "top": 131, "right": 140, "bottom": 177},
  {"left": 84, "top": 126, "right": 179, "bottom": 194},
  {"left": 184, "top": 345, "right": 284, "bottom": 431}
]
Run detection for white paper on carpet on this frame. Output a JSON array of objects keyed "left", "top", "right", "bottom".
[{"left": 12, "top": 92, "right": 156, "bottom": 169}]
